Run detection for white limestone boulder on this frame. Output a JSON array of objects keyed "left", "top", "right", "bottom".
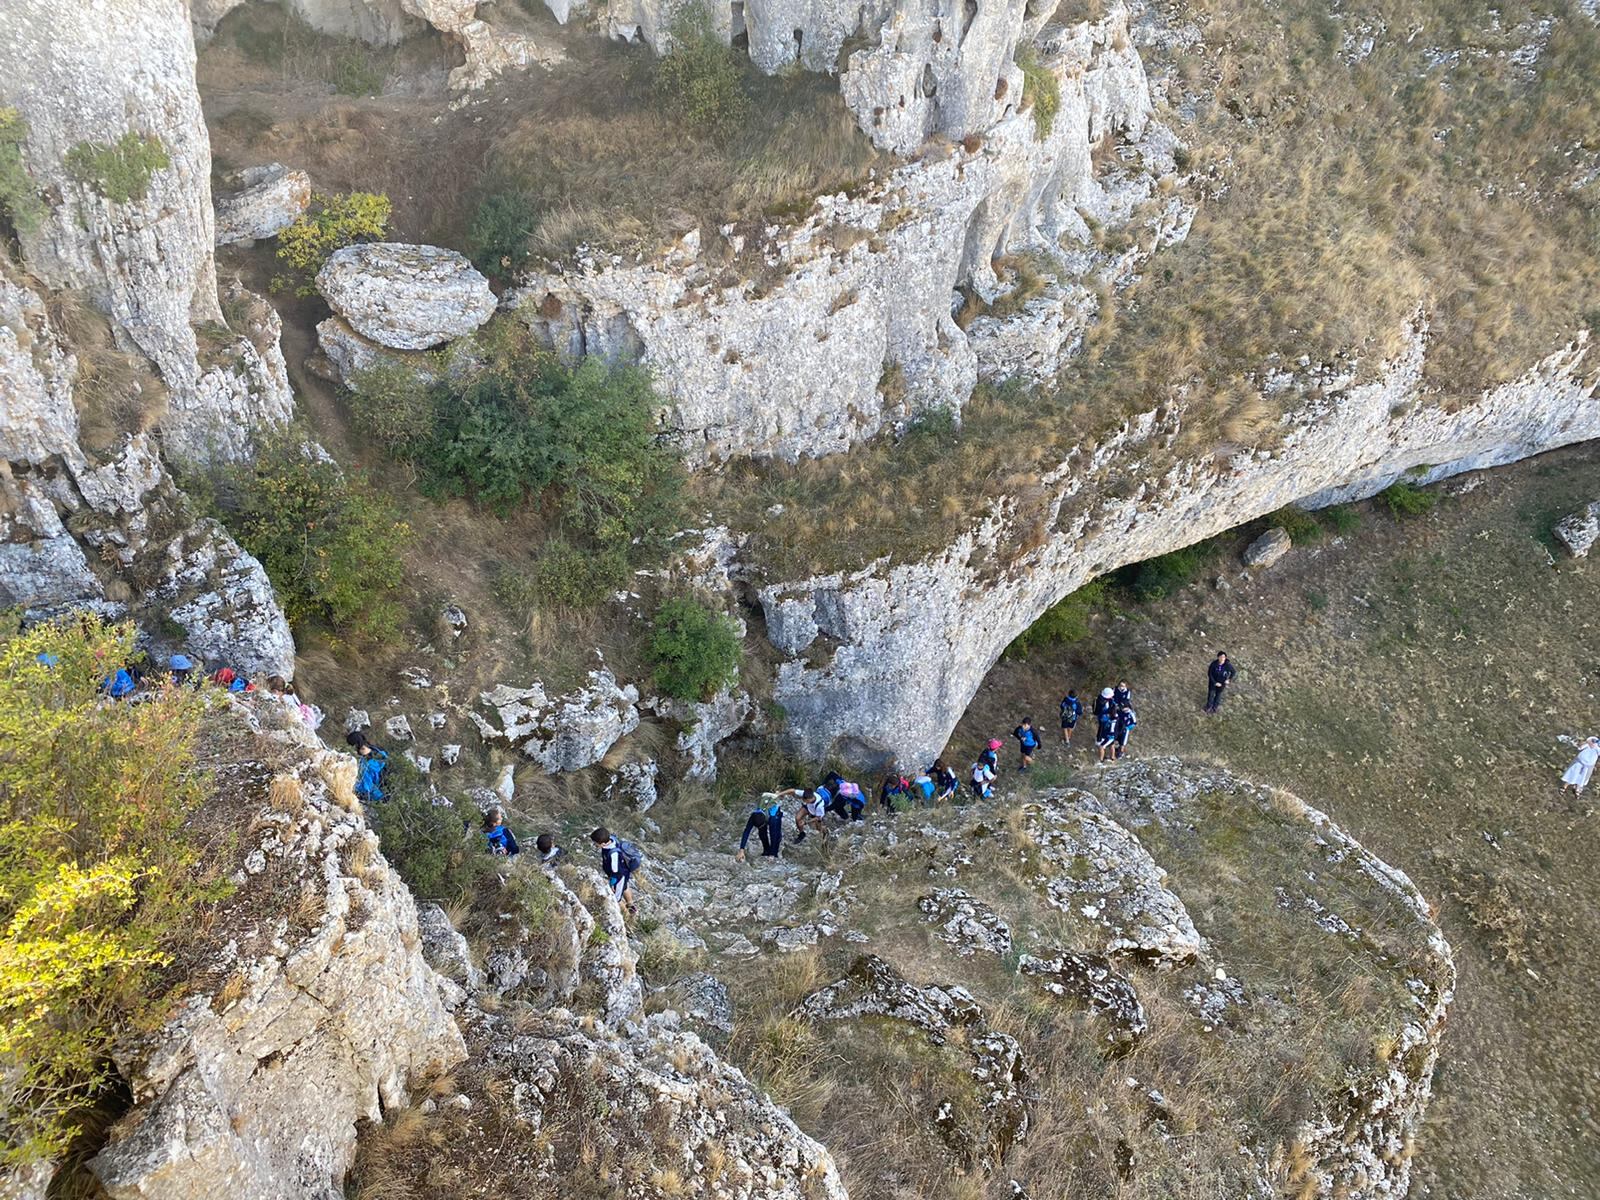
[
  {"left": 317, "top": 243, "right": 497, "bottom": 350},
  {"left": 1242, "top": 525, "right": 1292, "bottom": 569},
  {"left": 473, "top": 670, "right": 641, "bottom": 772},
  {"left": 1553, "top": 501, "right": 1600, "bottom": 558},
  {"left": 214, "top": 164, "right": 311, "bottom": 246}
]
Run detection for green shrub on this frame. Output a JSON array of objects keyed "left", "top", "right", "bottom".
[
  {"left": 1116, "top": 541, "right": 1218, "bottom": 602},
  {"left": 528, "top": 537, "right": 630, "bottom": 609},
  {"left": 0, "top": 617, "right": 217, "bottom": 1166},
  {"left": 217, "top": 435, "right": 411, "bottom": 642},
  {"left": 648, "top": 596, "right": 742, "bottom": 701},
  {"left": 654, "top": 4, "right": 750, "bottom": 136},
  {"left": 1005, "top": 579, "right": 1108, "bottom": 659},
  {"left": 0, "top": 109, "right": 44, "bottom": 234},
  {"left": 468, "top": 191, "right": 537, "bottom": 278},
  {"left": 272, "top": 191, "right": 391, "bottom": 296},
  {"left": 1379, "top": 481, "right": 1437, "bottom": 518},
  {"left": 1269, "top": 505, "right": 1322, "bottom": 544},
  {"left": 1318, "top": 504, "right": 1361, "bottom": 535},
  {"left": 368, "top": 762, "right": 483, "bottom": 901},
  {"left": 343, "top": 361, "right": 439, "bottom": 462},
  {"left": 331, "top": 47, "right": 385, "bottom": 96},
  {"left": 64, "top": 132, "right": 170, "bottom": 203},
  {"left": 1016, "top": 47, "right": 1061, "bottom": 141}
]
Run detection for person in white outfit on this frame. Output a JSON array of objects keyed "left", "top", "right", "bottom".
[{"left": 1561, "top": 736, "right": 1600, "bottom": 797}]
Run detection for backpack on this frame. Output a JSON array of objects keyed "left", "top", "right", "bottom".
[
  {"left": 355, "top": 750, "right": 388, "bottom": 802},
  {"left": 617, "top": 839, "right": 645, "bottom": 873},
  {"left": 106, "top": 668, "right": 135, "bottom": 699}
]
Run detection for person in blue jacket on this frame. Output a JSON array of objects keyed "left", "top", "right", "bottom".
[
  {"left": 737, "top": 793, "right": 785, "bottom": 860},
  {"left": 346, "top": 729, "right": 389, "bottom": 803},
  {"left": 483, "top": 806, "right": 521, "bottom": 856},
  {"left": 1113, "top": 704, "right": 1138, "bottom": 760},
  {"left": 1013, "top": 718, "right": 1040, "bottom": 771},
  {"left": 1059, "top": 690, "right": 1083, "bottom": 746},
  {"left": 1095, "top": 708, "right": 1118, "bottom": 764}
]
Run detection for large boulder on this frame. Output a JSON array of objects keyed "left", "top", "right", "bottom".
[
  {"left": 472, "top": 669, "right": 641, "bottom": 772},
  {"left": 317, "top": 243, "right": 497, "bottom": 350},
  {"left": 150, "top": 518, "right": 296, "bottom": 679},
  {"left": 214, "top": 164, "right": 311, "bottom": 246},
  {"left": 311, "top": 316, "right": 443, "bottom": 388},
  {"left": 1242, "top": 525, "right": 1292, "bottom": 568}
]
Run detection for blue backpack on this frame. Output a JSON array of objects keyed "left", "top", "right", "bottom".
[
  {"left": 617, "top": 839, "right": 645, "bottom": 873},
  {"left": 355, "top": 749, "right": 388, "bottom": 802},
  {"left": 105, "top": 668, "right": 136, "bottom": 699}
]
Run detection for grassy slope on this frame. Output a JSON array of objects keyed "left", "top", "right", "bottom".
[{"left": 954, "top": 440, "right": 1600, "bottom": 1197}]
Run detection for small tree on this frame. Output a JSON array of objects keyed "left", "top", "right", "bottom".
[
  {"left": 654, "top": 4, "right": 750, "bottom": 137},
  {"left": 273, "top": 191, "right": 391, "bottom": 296},
  {"left": 648, "top": 597, "right": 742, "bottom": 701},
  {"left": 467, "top": 191, "right": 537, "bottom": 278},
  {"left": 0, "top": 618, "right": 213, "bottom": 1166}
]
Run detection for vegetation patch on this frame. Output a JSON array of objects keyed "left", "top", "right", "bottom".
[
  {"left": 272, "top": 191, "right": 391, "bottom": 296},
  {"left": 648, "top": 596, "right": 743, "bottom": 701},
  {"left": 653, "top": 4, "right": 751, "bottom": 137},
  {"left": 1017, "top": 47, "right": 1061, "bottom": 141},
  {"left": 1006, "top": 579, "right": 1109, "bottom": 660},
  {"left": 1379, "top": 480, "right": 1437, "bottom": 518},
  {"left": 0, "top": 109, "right": 44, "bottom": 234},
  {"left": 65, "top": 132, "right": 170, "bottom": 204}
]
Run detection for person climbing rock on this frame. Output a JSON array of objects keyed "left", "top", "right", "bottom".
[
  {"left": 1114, "top": 704, "right": 1138, "bottom": 759},
  {"left": 971, "top": 756, "right": 996, "bottom": 800},
  {"left": 930, "top": 758, "right": 959, "bottom": 804},
  {"left": 737, "top": 794, "right": 785, "bottom": 860},
  {"left": 911, "top": 767, "right": 936, "bottom": 805},
  {"left": 1095, "top": 706, "right": 1118, "bottom": 764},
  {"left": 880, "top": 772, "right": 911, "bottom": 811},
  {"left": 791, "top": 787, "right": 828, "bottom": 842},
  {"left": 1561, "top": 736, "right": 1600, "bottom": 798},
  {"left": 346, "top": 730, "right": 389, "bottom": 803},
  {"left": 1059, "top": 689, "right": 1083, "bottom": 745},
  {"left": 1013, "top": 718, "right": 1040, "bottom": 771},
  {"left": 590, "top": 826, "right": 643, "bottom": 913},
  {"left": 1205, "top": 652, "right": 1236, "bottom": 712},
  {"left": 836, "top": 778, "right": 866, "bottom": 821},
  {"left": 168, "top": 653, "right": 198, "bottom": 688},
  {"left": 483, "top": 806, "right": 521, "bottom": 856},
  {"left": 535, "top": 832, "right": 563, "bottom": 865}
]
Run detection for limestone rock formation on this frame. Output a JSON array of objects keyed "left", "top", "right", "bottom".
[
  {"left": 918, "top": 886, "right": 1013, "bottom": 956},
  {"left": 472, "top": 669, "right": 642, "bottom": 771},
  {"left": 150, "top": 518, "right": 297, "bottom": 678},
  {"left": 89, "top": 707, "right": 466, "bottom": 1200},
  {"left": 603, "top": 758, "right": 660, "bottom": 811},
  {"left": 1018, "top": 952, "right": 1146, "bottom": 1045},
  {"left": 214, "top": 163, "right": 311, "bottom": 246},
  {"left": 1553, "top": 500, "right": 1600, "bottom": 557},
  {"left": 763, "top": 329, "right": 1600, "bottom": 766},
  {"left": 1242, "top": 525, "right": 1292, "bottom": 568},
  {"left": 649, "top": 685, "right": 752, "bottom": 780},
  {"left": 318, "top": 243, "right": 497, "bottom": 350},
  {"left": 1, "top": 0, "right": 294, "bottom": 465},
  {"left": 508, "top": 4, "right": 1179, "bottom": 464}
]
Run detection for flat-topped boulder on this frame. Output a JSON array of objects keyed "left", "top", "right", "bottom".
[
  {"left": 214, "top": 163, "right": 311, "bottom": 246},
  {"left": 317, "top": 243, "right": 497, "bottom": 350},
  {"left": 1553, "top": 501, "right": 1600, "bottom": 557}
]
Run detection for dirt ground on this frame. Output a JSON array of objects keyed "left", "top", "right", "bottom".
[{"left": 954, "top": 440, "right": 1600, "bottom": 1199}]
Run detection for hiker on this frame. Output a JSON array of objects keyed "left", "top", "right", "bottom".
[
  {"left": 880, "top": 772, "right": 911, "bottom": 811},
  {"left": 590, "top": 827, "right": 643, "bottom": 913},
  {"left": 267, "top": 675, "right": 323, "bottom": 730},
  {"left": 210, "top": 666, "right": 252, "bottom": 693},
  {"left": 836, "top": 777, "right": 866, "bottom": 821},
  {"left": 737, "top": 794, "right": 785, "bottom": 860},
  {"left": 929, "top": 759, "right": 959, "bottom": 803},
  {"left": 483, "top": 806, "right": 521, "bottom": 856},
  {"left": 102, "top": 664, "right": 137, "bottom": 700},
  {"left": 1205, "top": 652, "right": 1236, "bottom": 713},
  {"left": 1114, "top": 704, "right": 1138, "bottom": 759},
  {"left": 1013, "top": 718, "right": 1040, "bottom": 771},
  {"left": 1112, "top": 680, "right": 1132, "bottom": 711},
  {"left": 1562, "top": 736, "right": 1600, "bottom": 798},
  {"left": 791, "top": 787, "right": 829, "bottom": 842},
  {"left": 346, "top": 730, "right": 389, "bottom": 803},
  {"left": 1095, "top": 706, "right": 1118, "bottom": 764},
  {"left": 535, "top": 832, "right": 563, "bottom": 865},
  {"left": 911, "top": 767, "right": 936, "bottom": 805},
  {"left": 1059, "top": 689, "right": 1082, "bottom": 745},
  {"left": 169, "top": 654, "right": 198, "bottom": 688},
  {"left": 971, "top": 756, "right": 996, "bottom": 800},
  {"left": 1094, "top": 687, "right": 1115, "bottom": 721},
  {"left": 981, "top": 739, "right": 1002, "bottom": 774}
]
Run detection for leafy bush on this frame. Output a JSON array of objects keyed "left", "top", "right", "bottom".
[
  {"left": 1319, "top": 504, "right": 1361, "bottom": 535},
  {"left": 1379, "top": 481, "right": 1437, "bottom": 518},
  {"left": 343, "top": 361, "right": 439, "bottom": 463},
  {"left": 217, "top": 436, "right": 411, "bottom": 642},
  {"left": 1115, "top": 541, "right": 1218, "bottom": 602},
  {"left": 1269, "top": 505, "right": 1322, "bottom": 544},
  {"left": 331, "top": 47, "right": 385, "bottom": 96},
  {"left": 368, "top": 761, "right": 482, "bottom": 901},
  {"left": 527, "top": 537, "right": 630, "bottom": 609},
  {"left": 1005, "top": 579, "right": 1108, "bottom": 659},
  {"left": 648, "top": 597, "right": 742, "bottom": 701},
  {"left": 272, "top": 191, "right": 391, "bottom": 296},
  {"left": 0, "top": 618, "right": 216, "bottom": 1166},
  {"left": 654, "top": 4, "right": 750, "bottom": 136},
  {"left": 1016, "top": 48, "right": 1061, "bottom": 141},
  {"left": 64, "top": 132, "right": 170, "bottom": 203},
  {"left": 467, "top": 191, "right": 537, "bottom": 278},
  {"left": 0, "top": 109, "right": 43, "bottom": 234}
]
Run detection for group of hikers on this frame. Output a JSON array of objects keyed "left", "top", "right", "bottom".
[{"left": 95, "top": 649, "right": 327, "bottom": 731}]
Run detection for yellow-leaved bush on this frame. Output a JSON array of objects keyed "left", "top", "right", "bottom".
[{"left": 0, "top": 617, "right": 216, "bottom": 1168}]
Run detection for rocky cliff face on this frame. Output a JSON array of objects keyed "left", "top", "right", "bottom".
[
  {"left": 761, "top": 327, "right": 1600, "bottom": 766},
  {"left": 0, "top": 0, "right": 292, "bottom": 467},
  {"left": 509, "top": 5, "right": 1183, "bottom": 463}
]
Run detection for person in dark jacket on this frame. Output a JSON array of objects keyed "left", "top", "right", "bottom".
[
  {"left": 590, "top": 826, "right": 641, "bottom": 913},
  {"left": 1059, "top": 690, "right": 1083, "bottom": 745},
  {"left": 483, "top": 806, "right": 521, "bottom": 856},
  {"left": 1095, "top": 708, "right": 1118, "bottom": 764},
  {"left": 535, "top": 832, "right": 563, "bottom": 865},
  {"left": 929, "top": 759, "right": 959, "bottom": 803},
  {"left": 1113, "top": 705, "right": 1137, "bottom": 759},
  {"left": 737, "top": 794, "right": 785, "bottom": 860},
  {"left": 880, "top": 773, "right": 911, "bottom": 811},
  {"left": 1112, "top": 681, "right": 1132, "bottom": 711},
  {"left": 1205, "top": 652, "right": 1236, "bottom": 713},
  {"left": 1094, "top": 687, "right": 1115, "bottom": 720},
  {"left": 1013, "top": 719, "right": 1040, "bottom": 771}
]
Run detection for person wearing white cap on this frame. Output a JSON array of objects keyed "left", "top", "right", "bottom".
[
  {"left": 1561, "top": 736, "right": 1600, "bottom": 798},
  {"left": 1094, "top": 687, "right": 1115, "bottom": 722}
]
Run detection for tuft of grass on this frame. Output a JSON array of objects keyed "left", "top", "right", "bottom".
[
  {"left": 65, "top": 133, "right": 170, "bottom": 204},
  {"left": 1269, "top": 505, "right": 1322, "bottom": 544},
  {"left": 1017, "top": 46, "right": 1062, "bottom": 141}
]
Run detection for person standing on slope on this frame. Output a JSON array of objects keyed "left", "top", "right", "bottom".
[
  {"left": 1013, "top": 718, "right": 1040, "bottom": 771},
  {"left": 1059, "top": 689, "right": 1083, "bottom": 746},
  {"left": 1204, "top": 652, "right": 1236, "bottom": 713}
]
